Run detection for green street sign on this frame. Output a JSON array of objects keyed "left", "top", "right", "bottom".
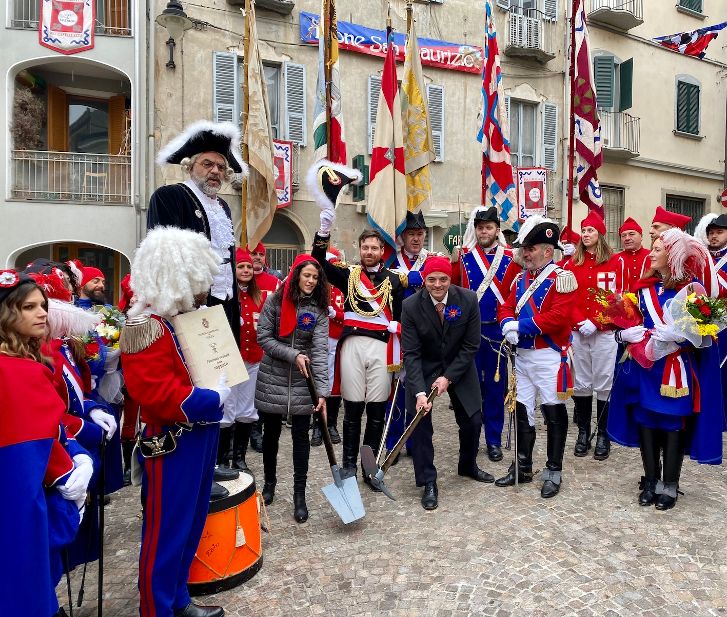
[{"left": 442, "top": 223, "right": 466, "bottom": 254}]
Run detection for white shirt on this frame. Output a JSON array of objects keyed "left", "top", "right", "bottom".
[
  {"left": 184, "top": 180, "right": 235, "bottom": 300},
  {"left": 430, "top": 292, "right": 449, "bottom": 307}
]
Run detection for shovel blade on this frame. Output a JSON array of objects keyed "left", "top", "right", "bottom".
[{"left": 322, "top": 475, "right": 366, "bottom": 524}]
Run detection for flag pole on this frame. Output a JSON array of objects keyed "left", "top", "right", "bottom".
[
  {"left": 324, "top": 0, "right": 333, "bottom": 161},
  {"left": 241, "top": 0, "right": 251, "bottom": 247},
  {"left": 566, "top": 0, "right": 577, "bottom": 230}
]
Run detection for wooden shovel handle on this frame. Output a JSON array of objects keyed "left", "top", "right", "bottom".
[
  {"left": 305, "top": 370, "right": 338, "bottom": 468},
  {"left": 381, "top": 387, "right": 437, "bottom": 473}
]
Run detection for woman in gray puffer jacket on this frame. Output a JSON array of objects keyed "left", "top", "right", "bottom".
[{"left": 254, "top": 254, "right": 329, "bottom": 523}]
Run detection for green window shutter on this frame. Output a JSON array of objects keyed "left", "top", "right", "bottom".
[
  {"left": 618, "top": 58, "right": 633, "bottom": 112},
  {"left": 593, "top": 55, "right": 615, "bottom": 110},
  {"left": 679, "top": 0, "right": 702, "bottom": 12},
  {"left": 676, "top": 81, "right": 700, "bottom": 135}
]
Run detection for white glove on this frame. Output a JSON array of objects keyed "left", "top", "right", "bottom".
[
  {"left": 57, "top": 454, "right": 93, "bottom": 502},
  {"left": 327, "top": 305, "right": 336, "bottom": 319},
  {"left": 651, "top": 324, "right": 685, "bottom": 344},
  {"left": 505, "top": 330, "right": 519, "bottom": 345},
  {"left": 212, "top": 373, "right": 231, "bottom": 406},
  {"left": 619, "top": 325, "right": 647, "bottom": 344},
  {"left": 562, "top": 243, "right": 576, "bottom": 257},
  {"left": 502, "top": 321, "right": 519, "bottom": 336},
  {"left": 89, "top": 408, "right": 117, "bottom": 440},
  {"left": 319, "top": 208, "right": 336, "bottom": 235},
  {"left": 387, "top": 320, "right": 400, "bottom": 334},
  {"left": 578, "top": 319, "right": 597, "bottom": 337}
]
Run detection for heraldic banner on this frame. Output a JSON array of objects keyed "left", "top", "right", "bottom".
[{"left": 39, "top": 0, "right": 96, "bottom": 55}]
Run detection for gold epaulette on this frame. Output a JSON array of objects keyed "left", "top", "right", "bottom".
[
  {"left": 119, "top": 314, "right": 163, "bottom": 354},
  {"left": 389, "top": 268, "right": 409, "bottom": 288},
  {"left": 555, "top": 269, "right": 578, "bottom": 294}
]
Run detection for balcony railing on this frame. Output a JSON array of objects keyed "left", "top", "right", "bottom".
[
  {"left": 600, "top": 111, "right": 640, "bottom": 159},
  {"left": 9, "top": 0, "right": 132, "bottom": 35},
  {"left": 505, "top": 10, "right": 556, "bottom": 63},
  {"left": 588, "top": 0, "right": 644, "bottom": 31},
  {"left": 11, "top": 150, "right": 132, "bottom": 205}
]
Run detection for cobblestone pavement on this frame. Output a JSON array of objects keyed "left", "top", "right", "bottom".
[{"left": 60, "top": 397, "right": 727, "bottom": 617}]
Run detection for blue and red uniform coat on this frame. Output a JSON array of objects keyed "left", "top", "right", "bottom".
[
  {"left": 454, "top": 245, "right": 521, "bottom": 323},
  {"left": 0, "top": 354, "right": 81, "bottom": 616},
  {"left": 608, "top": 280, "right": 725, "bottom": 464},
  {"left": 121, "top": 315, "right": 222, "bottom": 434},
  {"left": 563, "top": 252, "right": 622, "bottom": 331},
  {"left": 391, "top": 250, "right": 438, "bottom": 299},
  {"left": 497, "top": 263, "right": 576, "bottom": 351}
]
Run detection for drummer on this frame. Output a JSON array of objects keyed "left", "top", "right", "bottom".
[{"left": 121, "top": 227, "right": 229, "bottom": 617}]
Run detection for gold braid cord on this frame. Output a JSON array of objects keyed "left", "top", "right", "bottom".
[
  {"left": 347, "top": 266, "right": 393, "bottom": 317},
  {"left": 494, "top": 338, "right": 517, "bottom": 417}
]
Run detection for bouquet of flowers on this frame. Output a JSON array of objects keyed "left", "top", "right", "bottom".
[
  {"left": 684, "top": 292, "right": 727, "bottom": 339},
  {"left": 588, "top": 288, "right": 643, "bottom": 330},
  {"left": 77, "top": 306, "right": 125, "bottom": 360}
]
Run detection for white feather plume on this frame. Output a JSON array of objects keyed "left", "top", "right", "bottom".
[
  {"left": 514, "top": 214, "right": 548, "bottom": 246},
  {"left": 66, "top": 260, "right": 83, "bottom": 286},
  {"left": 47, "top": 300, "right": 101, "bottom": 339},
  {"left": 128, "top": 227, "right": 220, "bottom": 318},
  {"left": 156, "top": 120, "right": 246, "bottom": 174},
  {"left": 661, "top": 227, "right": 711, "bottom": 281},
  {"left": 693, "top": 213, "right": 717, "bottom": 247},
  {"left": 305, "top": 159, "right": 363, "bottom": 210}
]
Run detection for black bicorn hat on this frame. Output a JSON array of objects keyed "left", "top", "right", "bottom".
[
  {"left": 707, "top": 214, "right": 727, "bottom": 231},
  {"left": 156, "top": 120, "right": 247, "bottom": 174},
  {"left": 473, "top": 206, "right": 500, "bottom": 226},
  {"left": 511, "top": 215, "right": 562, "bottom": 249},
  {"left": 305, "top": 160, "right": 363, "bottom": 210},
  {"left": 404, "top": 210, "right": 427, "bottom": 230}
]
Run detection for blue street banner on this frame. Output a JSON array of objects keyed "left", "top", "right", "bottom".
[{"left": 300, "top": 11, "right": 483, "bottom": 74}]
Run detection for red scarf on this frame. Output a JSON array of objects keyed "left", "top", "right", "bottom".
[{"left": 279, "top": 254, "right": 319, "bottom": 338}]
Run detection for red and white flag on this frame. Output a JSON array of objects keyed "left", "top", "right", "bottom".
[
  {"left": 367, "top": 28, "right": 407, "bottom": 261},
  {"left": 573, "top": 0, "right": 603, "bottom": 218}
]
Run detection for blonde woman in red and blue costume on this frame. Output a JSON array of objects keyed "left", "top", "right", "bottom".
[
  {"left": 0, "top": 270, "right": 93, "bottom": 617},
  {"left": 120, "top": 227, "right": 229, "bottom": 617},
  {"left": 608, "top": 228, "right": 725, "bottom": 511}
]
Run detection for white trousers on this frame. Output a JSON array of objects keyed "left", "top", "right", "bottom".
[
  {"left": 515, "top": 348, "right": 561, "bottom": 427},
  {"left": 339, "top": 336, "right": 390, "bottom": 402},
  {"left": 571, "top": 330, "right": 618, "bottom": 400},
  {"left": 328, "top": 336, "right": 338, "bottom": 392},
  {"left": 221, "top": 361, "right": 259, "bottom": 427}
]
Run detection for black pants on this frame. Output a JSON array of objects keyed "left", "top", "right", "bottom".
[
  {"left": 207, "top": 294, "right": 241, "bottom": 347},
  {"left": 260, "top": 412, "right": 310, "bottom": 492},
  {"left": 410, "top": 389, "right": 482, "bottom": 486}
]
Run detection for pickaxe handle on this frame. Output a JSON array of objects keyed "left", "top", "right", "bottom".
[{"left": 380, "top": 387, "right": 437, "bottom": 473}]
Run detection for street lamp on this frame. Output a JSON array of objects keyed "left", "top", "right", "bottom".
[{"left": 156, "top": 0, "right": 193, "bottom": 69}]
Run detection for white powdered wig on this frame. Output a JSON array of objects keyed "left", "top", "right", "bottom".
[
  {"left": 693, "top": 213, "right": 717, "bottom": 247},
  {"left": 128, "top": 227, "right": 220, "bottom": 318},
  {"left": 47, "top": 300, "right": 102, "bottom": 339},
  {"left": 156, "top": 120, "right": 246, "bottom": 175},
  {"left": 305, "top": 159, "right": 363, "bottom": 210}
]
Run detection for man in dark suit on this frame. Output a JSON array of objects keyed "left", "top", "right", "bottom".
[{"left": 401, "top": 256, "right": 494, "bottom": 511}]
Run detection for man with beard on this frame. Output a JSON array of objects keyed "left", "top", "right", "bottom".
[
  {"left": 148, "top": 120, "right": 247, "bottom": 498},
  {"left": 76, "top": 267, "right": 107, "bottom": 309},
  {"left": 451, "top": 206, "right": 521, "bottom": 462}
]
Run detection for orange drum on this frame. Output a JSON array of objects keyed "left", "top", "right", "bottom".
[{"left": 188, "top": 472, "right": 263, "bottom": 595}]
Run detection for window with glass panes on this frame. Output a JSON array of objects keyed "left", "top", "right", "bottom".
[
  {"left": 601, "top": 186, "right": 625, "bottom": 248},
  {"left": 664, "top": 195, "right": 704, "bottom": 235},
  {"left": 510, "top": 100, "right": 537, "bottom": 169},
  {"left": 263, "top": 64, "right": 281, "bottom": 139}
]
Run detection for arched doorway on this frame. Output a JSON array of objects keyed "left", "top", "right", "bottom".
[
  {"left": 14, "top": 242, "right": 130, "bottom": 305},
  {"left": 261, "top": 214, "right": 304, "bottom": 275}
]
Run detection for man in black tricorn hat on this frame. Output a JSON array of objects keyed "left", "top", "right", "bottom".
[{"left": 149, "top": 121, "right": 247, "bottom": 499}]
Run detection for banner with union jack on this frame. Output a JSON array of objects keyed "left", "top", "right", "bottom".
[
  {"left": 654, "top": 22, "right": 727, "bottom": 59},
  {"left": 573, "top": 0, "right": 603, "bottom": 218},
  {"left": 477, "top": 1, "right": 518, "bottom": 231}
]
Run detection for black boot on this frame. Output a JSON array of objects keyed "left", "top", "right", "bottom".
[
  {"left": 638, "top": 425, "right": 661, "bottom": 506},
  {"left": 541, "top": 403, "right": 568, "bottom": 498},
  {"left": 214, "top": 427, "right": 239, "bottom": 481},
  {"left": 122, "top": 440, "right": 134, "bottom": 487},
  {"left": 292, "top": 418, "right": 310, "bottom": 522},
  {"left": 250, "top": 418, "right": 264, "bottom": 453},
  {"left": 593, "top": 399, "right": 611, "bottom": 460},
  {"left": 327, "top": 396, "right": 342, "bottom": 444},
  {"left": 261, "top": 415, "right": 279, "bottom": 505},
  {"left": 341, "top": 401, "right": 365, "bottom": 479},
  {"left": 310, "top": 415, "right": 323, "bottom": 447},
  {"left": 232, "top": 422, "right": 252, "bottom": 472},
  {"left": 655, "top": 430, "right": 683, "bottom": 511},
  {"left": 362, "top": 401, "right": 387, "bottom": 491},
  {"left": 495, "top": 403, "right": 535, "bottom": 486},
  {"left": 572, "top": 395, "right": 592, "bottom": 457},
  {"left": 262, "top": 481, "right": 275, "bottom": 506}
]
